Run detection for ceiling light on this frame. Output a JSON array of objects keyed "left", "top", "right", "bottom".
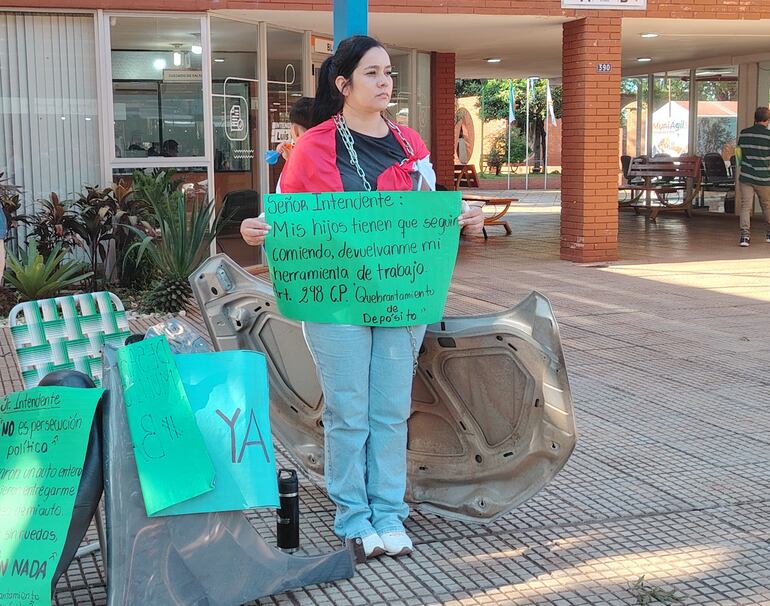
[
  {"left": 191, "top": 45, "right": 202, "bottom": 55},
  {"left": 85, "top": 117, "right": 92, "bottom": 121},
  {"left": 636, "top": 57, "right": 652, "bottom": 63},
  {"left": 173, "top": 52, "right": 182, "bottom": 67},
  {"left": 640, "top": 32, "right": 659, "bottom": 38},
  {"left": 153, "top": 58, "right": 167, "bottom": 70},
  {"left": 485, "top": 58, "right": 501, "bottom": 63},
  {"left": 213, "top": 58, "right": 225, "bottom": 63}
]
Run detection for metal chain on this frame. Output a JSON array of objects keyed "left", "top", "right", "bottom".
[
  {"left": 333, "top": 114, "right": 372, "bottom": 192},
  {"left": 406, "top": 326, "right": 419, "bottom": 376},
  {"left": 333, "top": 114, "right": 418, "bottom": 191},
  {"left": 385, "top": 118, "right": 415, "bottom": 158}
]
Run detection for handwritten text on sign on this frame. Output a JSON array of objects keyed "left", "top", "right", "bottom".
[
  {"left": 0, "top": 386, "right": 103, "bottom": 606},
  {"left": 264, "top": 191, "right": 462, "bottom": 326},
  {"left": 158, "top": 351, "right": 279, "bottom": 515},
  {"left": 117, "top": 337, "right": 215, "bottom": 516}
]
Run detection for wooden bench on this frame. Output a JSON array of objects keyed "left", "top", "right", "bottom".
[
  {"left": 621, "top": 156, "right": 702, "bottom": 220},
  {"left": 454, "top": 164, "right": 480, "bottom": 188},
  {"left": 462, "top": 194, "right": 517, "bottom": 239}
]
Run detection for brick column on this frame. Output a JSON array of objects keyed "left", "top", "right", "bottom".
[
  {"left": 430, "top": 52, "right": 456, "bottom": 189},
  {"left": 561, "top": 17, "right": 621, "bottom": 262}
]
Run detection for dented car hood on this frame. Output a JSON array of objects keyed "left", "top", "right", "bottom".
[{"left": 190, "top": 254, "right": 576, "bottom": 523}]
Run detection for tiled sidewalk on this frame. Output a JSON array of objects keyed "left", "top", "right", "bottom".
[{"left": 4, "top": 204, "right": 770, "bottom": 605}]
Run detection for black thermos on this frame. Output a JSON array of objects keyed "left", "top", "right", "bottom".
[{"left": 276, "top": 469, "right": 299, "bottom": 552}]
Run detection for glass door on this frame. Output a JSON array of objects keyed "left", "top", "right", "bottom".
[{"left": 210, "top": 17, "right": 261, "bottom": 267}]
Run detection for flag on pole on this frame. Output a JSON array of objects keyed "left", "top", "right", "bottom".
[
  {"left": 546, "top": 80, "right": 557, "bottom": 127},
  {"left": 508, "top": 80, "right": 515, "bottom": 123}
]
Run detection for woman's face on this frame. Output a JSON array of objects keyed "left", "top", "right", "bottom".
[{"left": 337, "top": 46, "right": 393, "bottom": 114}]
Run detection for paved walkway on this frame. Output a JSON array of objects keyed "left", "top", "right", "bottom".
[{"left": 4, "top": 199, "right": 770, "bottom": 605}]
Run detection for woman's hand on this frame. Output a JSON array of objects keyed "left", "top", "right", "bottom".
[
  {"left": 240, "top": 217, "right": 271, "bottom": 246},
  {"left": 458, "top": 204, "right": 484, "bottom": 236}
]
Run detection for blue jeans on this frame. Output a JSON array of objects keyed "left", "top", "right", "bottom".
[{"left": 302, "top": 322, "right": 427, "bottom": 540}]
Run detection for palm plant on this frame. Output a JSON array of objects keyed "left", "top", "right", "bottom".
[
  {"left": 4, "top": 241, "right": 92, "bottom": 302},
  {"left": 128, "top": 192, "right": 227, "bottom": 312}
]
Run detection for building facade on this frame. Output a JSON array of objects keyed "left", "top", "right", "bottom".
[{"left": 4, "top": 1, "right": 770, "bottom": 263}]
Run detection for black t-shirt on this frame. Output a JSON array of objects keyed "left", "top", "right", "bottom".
[{"left": 336, "top": 128, "right": 416, "bottom": 192}]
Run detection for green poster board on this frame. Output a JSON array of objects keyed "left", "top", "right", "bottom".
[
  {"left": 158, "top": 351, "right": 279, "bottom": 515},
  {"left": 0, "top": 386, "right": 104, "bottom": 606},
  {"left": 117, "top": 337, "right": 215, "bottom": 516},
  {"left": 264, "top": 190, "right": 461, "bottom": 326}
]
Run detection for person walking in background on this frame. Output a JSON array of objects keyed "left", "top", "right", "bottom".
[
  {"left": 736, "top": 106, "right": 770, "bottom": 247},
  {"left": 240, "top": 35, "right": 483, "bottom": 562}
]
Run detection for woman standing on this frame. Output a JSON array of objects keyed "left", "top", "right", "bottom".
[{"left": 241, "top": 36, "right": 483, "bottom": 560}]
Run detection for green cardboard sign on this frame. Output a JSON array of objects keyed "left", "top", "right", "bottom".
[
  {"left": 264, "top": 190, "right": 461, "bottom": 326},
  {"left": 0, "top": 386, "right": 104, "bottom": 606},
  {"left": 157, "top": 351, "right": 279, "bottom": 515},
  {"left": 117, "top": 337, "right": 215, "bottom": 516}
]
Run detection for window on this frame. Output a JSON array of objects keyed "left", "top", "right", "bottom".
[
  {"left": 652, "top": 71, "right": 690, "bottom": 157},
  {"left": 416, "top": 52, "right": 431, "bottom": 150},
  {"left": 266, "top": 27, "right": 304, "bottom": 194},
  {"left": 0, "top": 12, "right": 100, "bottom": 239},
  {"left": 695, "top": 67, "right": 738, "bottom": 158},
  {"left": 620, "top": 77, "right": 648, "bottom": 158},
  {"left": 110, "top": 16, "right": 205, "bottom": 160}
]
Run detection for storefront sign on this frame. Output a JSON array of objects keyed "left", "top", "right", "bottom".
[
  {"left": 0, "top": 386, "right": 103, "bottom": 606},
  {"left": 163, "top": 69, "right": 203, "bottom": 82},
  {"left": 225, "top": 96, "right": 249, "bottom": 142},
  {"left": 264, "top": 191, "right": 461, "bottom": 327},
  {"left": 312, "top": 35, "right": 334, "bottom": 54},
  {"left": 271, "top": 122, "right": 292, "bottom": 144},
  {"left": 562, "top": 0, "right": 646, "bottom": 8}
]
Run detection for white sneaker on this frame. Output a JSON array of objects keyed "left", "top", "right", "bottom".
[
  {"left": 346, "top": 534, "right": 385, "bottom": 563},
  {"left": 380, "top": 531, "right": 413, "bottom": 557}
]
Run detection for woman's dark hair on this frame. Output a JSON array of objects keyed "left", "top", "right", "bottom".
[{"left": 312, "top": 35, "right": 385, "bottom": 126}]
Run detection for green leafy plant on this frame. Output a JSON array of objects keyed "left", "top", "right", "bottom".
[
  {"left": 128, "top": 192, "right": 226, "bottom": 313},
  {"left": 629, "top": 576, "right": 684, "bottom": 605},
  {"left": 112, "top": 180, "right": 155, "bottom": 288},
  {"left": 19, "top": 192, "right": 81, "bottom": 258},
  {"left": 4, "top": 241, "right": 92, "bottom": 302},
  {"left": 485, "top": 131, "right": 527, "bottom": 174},
  {"left": 73, "top": 185, "right": 117, "bottom": 291},
  {"left": 0, "top": 172, "right": 23, "bottom": 243},
  {"left": 131, "top": 168, "right": 183, "bottom": 224}
]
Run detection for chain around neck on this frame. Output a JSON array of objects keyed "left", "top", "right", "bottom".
[{"left": 332, "top": 113, "right": 416, "bottom": 192}]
